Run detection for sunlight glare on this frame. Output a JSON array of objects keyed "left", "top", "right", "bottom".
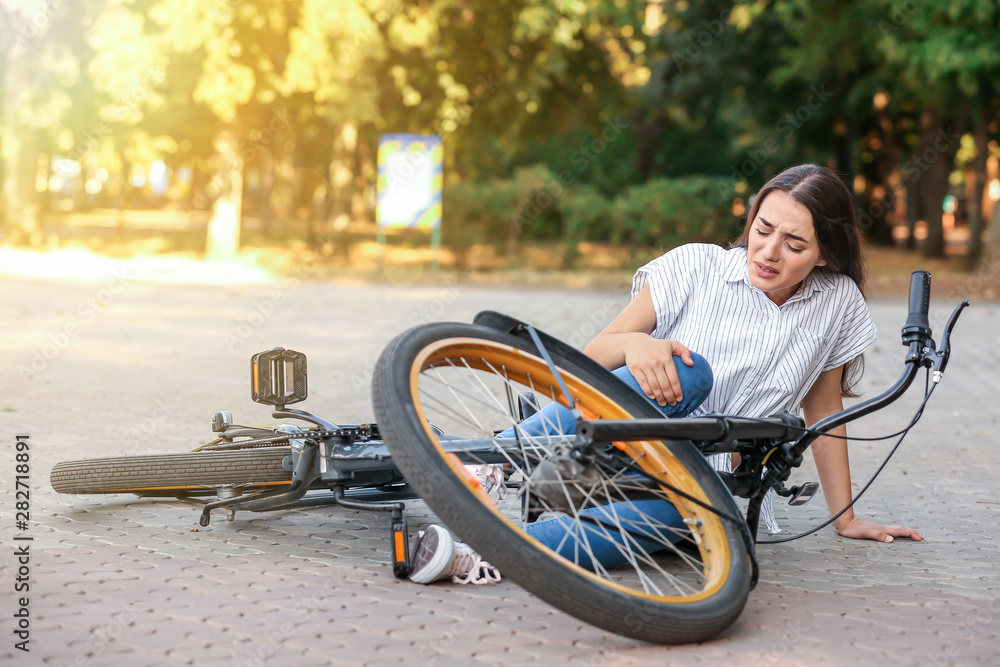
[{"left": 0, "top": 247, "right": 277, "bottom": 285}]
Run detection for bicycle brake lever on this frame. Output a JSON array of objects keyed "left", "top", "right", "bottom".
[{"left": 929, "top": 300, "right": 970, "bottom": 381}]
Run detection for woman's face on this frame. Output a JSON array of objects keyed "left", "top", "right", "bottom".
[{"left": 746, "top": 190, "right": 826, "bottom": 305}]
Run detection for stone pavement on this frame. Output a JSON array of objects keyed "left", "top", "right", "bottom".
[{"left": 1, "top": 273, "right": 998, "bottom": 666}]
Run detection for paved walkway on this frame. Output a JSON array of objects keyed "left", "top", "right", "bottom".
[{"left": 1, "top": 274, "right": 998, "bottom": 666}]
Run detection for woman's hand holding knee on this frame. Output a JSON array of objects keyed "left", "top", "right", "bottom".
[{"left": 623, "top": 335, "right": 695, "bottom": 407}]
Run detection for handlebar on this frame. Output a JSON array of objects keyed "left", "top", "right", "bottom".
[
  {"left": 571, "top": 272, "right": 967, "bottom": 468},
  {"left": 901, "top": 270, "right": 933, "bottom": 347}
]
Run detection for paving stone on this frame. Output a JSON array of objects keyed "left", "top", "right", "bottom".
[{"left": 8, "top": 284, "right": 1000, "bottom": 664}]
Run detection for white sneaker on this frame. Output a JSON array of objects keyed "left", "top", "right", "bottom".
[
  {"left": 408, "top": 524, "right": 501, "bottom": 585},
  {"left": 465, "top": 464, "right": 508, "bottom": 502}
]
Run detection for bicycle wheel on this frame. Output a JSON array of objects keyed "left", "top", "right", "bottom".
[
  {"left": 51, "top": 450, "right": 291, "bottom": 495},
  {"left": 372, "top": 322, "right": 752, "bottom": 644}
]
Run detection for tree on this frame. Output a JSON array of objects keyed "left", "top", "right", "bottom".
[
  {"left": 1, "top": 0, "right": 81, "bottom": 244},
  {"left": 877, "top": 0, "right": 1000, "bottom": 258}
]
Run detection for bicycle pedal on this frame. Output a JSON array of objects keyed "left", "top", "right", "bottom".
[
  {"left": 788, "top": 482, "right": 819, "bottom": 506},
  {"left": 390, "top": 512, "right": 410, "bottom": 579}
]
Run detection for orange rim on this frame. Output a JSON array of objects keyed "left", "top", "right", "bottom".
[{"left": 407, "top": 336, "right": 735, "bottom": 604}]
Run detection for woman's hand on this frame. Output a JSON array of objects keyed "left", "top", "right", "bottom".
[
  {"left": 803, "top": 369, "right": 925, "bottom": 544},
  {"left": 834, "top": 514, "right": 925, "bottom": 543},
  {"left": 623, "top": 335, "right": 694, "bottom": 407}
]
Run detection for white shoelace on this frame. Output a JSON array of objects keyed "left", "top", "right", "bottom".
[
  {"left": 446, "top": 542, "right": 502, "bottom": 585},
  {"left": 465, "top": 464, "right": 508, "bottom": 501}
]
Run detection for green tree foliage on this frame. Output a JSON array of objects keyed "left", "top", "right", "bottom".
[{"left": 2, "top": 0, "right": 999, "bottom": 268}]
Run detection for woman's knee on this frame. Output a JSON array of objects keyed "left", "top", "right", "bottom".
[
  {"left": 609, "top": 351, "right": 713, "bottom": 406},
  {"left": 680, "top": 352, "right": 713, "bottom": 403}
]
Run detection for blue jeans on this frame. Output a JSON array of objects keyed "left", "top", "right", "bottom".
[{"left": 508, "top": 356, "right": 714, "bottom": 571}]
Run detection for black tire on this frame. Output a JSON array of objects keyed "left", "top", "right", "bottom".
[
  {"left": 372, "top": 322, "right": 752, "bottom": 644},
  {"left": 51, "top": 450, "right": 291, "bottom": 495}
]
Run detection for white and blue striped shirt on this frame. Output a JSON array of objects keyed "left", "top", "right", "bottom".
[{"left": 632, "top": 243, "right": 878, "bottom": 532}]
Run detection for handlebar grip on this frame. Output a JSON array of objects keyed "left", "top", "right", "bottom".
[{"left": 901, "top": 270, "right": 932, "bottom": 345}]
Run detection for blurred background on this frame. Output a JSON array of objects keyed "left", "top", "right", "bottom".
[{"left": 2, "top": 0, "right": 999, "bottom": 283}]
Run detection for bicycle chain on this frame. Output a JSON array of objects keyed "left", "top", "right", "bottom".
[{"left": 201, "top": 425, "right": 380, "bottom": 451}]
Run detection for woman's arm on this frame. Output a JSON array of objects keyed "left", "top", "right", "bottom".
[
  {"left": 583, "top": 284, "right": 694, "bottom": 407},
  {"left": 802, "top": 365, "right": 924, "bottom": 543}
]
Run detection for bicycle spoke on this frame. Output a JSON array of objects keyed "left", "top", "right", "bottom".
[{"left": 413, "top": 345, "right": 717, "bottom": 602}]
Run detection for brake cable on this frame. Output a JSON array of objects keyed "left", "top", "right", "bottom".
[
  {"left": 609, "top": 450, "right": 761, "bottom": 587},
  {"left": 757, "top": 373, "right": 938, "bottom": 544}
]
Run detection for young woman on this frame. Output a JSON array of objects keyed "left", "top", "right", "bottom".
[{"left": 409, "top": 164, "right": 924, "bottom": 585}]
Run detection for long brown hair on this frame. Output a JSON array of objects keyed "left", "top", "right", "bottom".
[{"left": 730, "top": 164, "right": 868, "bottom": 398}]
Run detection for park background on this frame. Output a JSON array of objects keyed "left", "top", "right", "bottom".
[
  {"left": 3, "top": 5, "right": 1000, "bottom": 663},
  {"left": 2, "top": 0, "right": 1000, "bottom": 294}
]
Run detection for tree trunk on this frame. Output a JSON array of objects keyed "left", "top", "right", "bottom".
[
  {"left": 917, "top": 106, "right": 961, "bottom": 259},
  {"left": 0, "top": 27, "right": 7, "bottom": 231},
  {"left": 2, "top": 39, "right": 42, "bottom": 245},
  {"left": 833, "top": 113, "right": 852, "bottom": 177},
  {"left": 329, "top": 121, "right": 357, "bottom": 259},
  {"left": 116, "top": 134, "right": 128, "bottom": 240},
  {"left": 904, "top": 176, "right": 922, "bottom": 251},
  {"left": 205, "top": 130, "right": 244, "bottom": 260},
  {"left": 987, "top": 189, "right": 1000, "bottom": 263},
  {"left": 633, "top": 110, "right": 664, "bottom": 183},
  {"left": 965, "top": 92, "right": 990, "bottom": 270},
  {"left": 862, "top": 114, "right": 900, "bottom": 246},
  {"left": 259, "top": 147, "right": 275, "bottom": 236}
]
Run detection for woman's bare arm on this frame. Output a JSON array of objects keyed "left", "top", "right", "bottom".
[
  {"left": 583, "top": 284, "right": 694, "bottom": 407},
  {"left": 802, "top": 364, "right": 924, "bottom": 542}
]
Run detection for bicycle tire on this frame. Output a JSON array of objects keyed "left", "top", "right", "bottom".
[
  {"left": 51, "top": 450, "right": 291, "bottom": 495},
  {"left": 372, "top": 321, "right": 752, "bottom": 644}
]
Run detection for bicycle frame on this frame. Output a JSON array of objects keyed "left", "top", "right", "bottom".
[{"left": 60, "top": 271, "right": 961, "bottom": 582}]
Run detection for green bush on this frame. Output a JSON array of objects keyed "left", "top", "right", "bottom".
[
  {"left": 509, "top": 164, "right": 563, "bottom": 244},
  {"left": 560, "top": 184, "right": 614, "bottom": 242},
  {"left": 442, "top": 167, "right": 740, "bottom": 264},
  {"left": 441, "top": 179, "right": 514, "bottom": 253},
  {"left": 558, "top": 184, "right": 613, "bottom": 265},
  {"left": 610, "top": 176, "right": 738, "bottom": 250}
]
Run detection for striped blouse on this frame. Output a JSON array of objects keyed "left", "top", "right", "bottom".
[{"left": 631, "top": 243, "right": 878, "bottom": 532}]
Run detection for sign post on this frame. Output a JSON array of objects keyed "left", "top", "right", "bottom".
[{"left": 376, "top": 134, "right": 443, "bottom": 273}]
